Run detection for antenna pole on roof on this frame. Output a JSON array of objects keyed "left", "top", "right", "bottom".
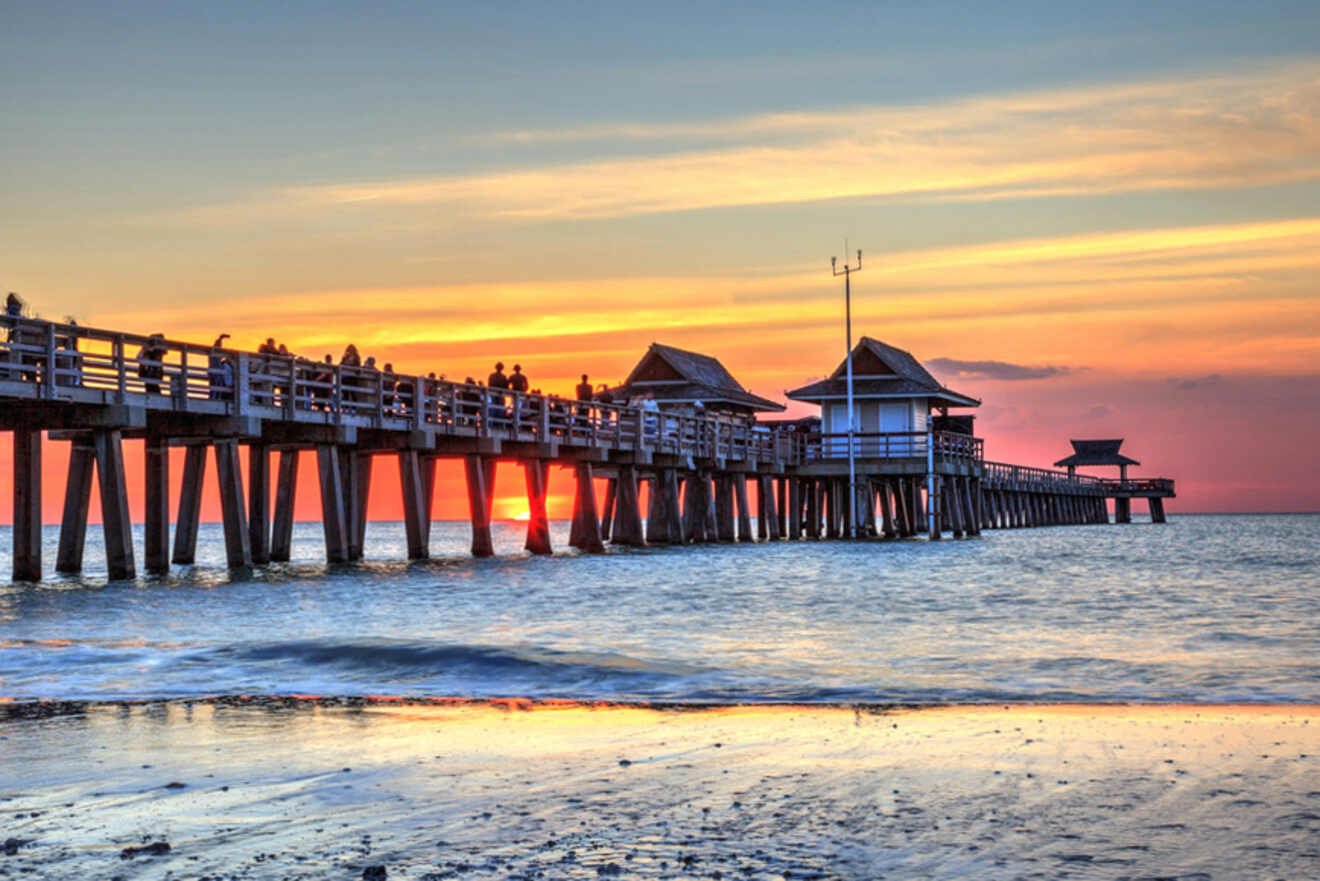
[{"left": 832, "top": 249, "right": 863, "bottom": 538}]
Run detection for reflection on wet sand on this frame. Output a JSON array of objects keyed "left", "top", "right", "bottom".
[{"left": 2, "top": 700, "right": 1317, "bottom": 879}]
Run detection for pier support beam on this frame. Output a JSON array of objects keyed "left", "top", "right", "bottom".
[
  {"left": 757, "top": 475, "right": 780, "bottom": 541},
  {"left": 464, "top": 454, "right": 495, "bottom": 557},
  {"left": 172, "top": 445, "right": 207, "bottom": 564},
  {"left": 522, "top": 459, "right": 552, "bottom": 555},
  {"left": 568, "top": 461, "right": 605, "bottom": 553},
  {"left": 712, "top": 478, "right": 733, "bottom": 541},
  {"left": 144, "top": 438, "right": 170, "bottom": 574},
  {"left": 664, "top": 469, "right": 684, "bottom": 543},
  {"left": 270, "top": 450, "right": 299, "bottom": 562},
  {"left": 610, "top": 465, "right": 645, "bottom": 546},
  {"left": 683, "top": 472, "right": 715, "bottom": 544},
  {"left": 1115, "top": 497, "right": 1131, "bottom": 524},
  {"left": 56, "top": 438, "right": 95, "bottom": 574},
  {"left": 247, "top": 443, "right": 271, "bottom": 565},
  {"left": 421, "top": 456, "right": 436, "bottom": 547},
  {"left": 398, "top": 450, "right": 429, "bottom": 560},
  {"left": 215, "top": 439, "right": 253, "bottom": 569},
  {"left": 892, "top": 479, "right": 910, "bottom": 537},
  {"left": 600, "top": 478, "right": 617, "bottom": 539},
  {"left": 877, "top": 481, "right": 895, "bottom": 538},
  {"left": 770, "top": 478, "right": 781, "bottom": 541},
  {"left": 962, "top": 477, "right": 980, "bottom": 536},
  {"left": 343, "top": 452, "right": 372, "bottom": 561},
  {"left": 317, "top": 445, "right": 350, "bottom": 563},
  {"left": 12, "top": 429, "right": 42, "bottom": 582},
  {"left": 646, "top": 474, "right": 667, "bottom": 544},
  {"left": 734, "top": 476, "right": 753, "bottom": 542},
  {"left": 94, "top": 429, "right": 135, "bottom": 580},
  {"left": 787, "top": 478, "right": 802, "bottom": 540}
]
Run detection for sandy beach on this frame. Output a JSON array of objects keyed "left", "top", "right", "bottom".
[{"left": 1, "top": 699, "right": 1316, "bottom": 879}]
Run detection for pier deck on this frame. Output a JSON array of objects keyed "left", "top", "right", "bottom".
[{"left": 3, "top": 316, "right": 1173, "bottom": 579}]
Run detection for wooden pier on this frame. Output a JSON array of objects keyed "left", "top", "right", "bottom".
[{"left": 2, "top": 316, "right": 1175, "bottom": 580}]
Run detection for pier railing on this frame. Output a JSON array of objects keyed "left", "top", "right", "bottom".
[
  {"left": 794, "top": 430, "right": 983, "bottom": 463},
  {"left": 1, "top": 315, "right": 793, "bottom": 463},
  {"left": 982, "top": 461, "right": 1108, "bottom": 493}
]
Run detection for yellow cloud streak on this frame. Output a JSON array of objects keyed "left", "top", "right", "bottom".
[
  {"left": 96, "top": 216, "right": 1320, "bottom": 380},
  {"left": 275, "top": 63, "right": 1320, "bottom": 220}
]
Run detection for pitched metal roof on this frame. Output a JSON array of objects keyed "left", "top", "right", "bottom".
[
  {"left": 787, "top": 337, "right": 979, "bottom": 408},
  {"left": 619, "top": 342, "right": 785, "bottom": 412},
  {"left": 1054, "top": 439, "right": 1140, "bottom": 467}
]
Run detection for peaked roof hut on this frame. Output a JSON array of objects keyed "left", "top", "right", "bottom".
[
  {"left": 786, "top": 337, "right": 979, "bottom": 409},
  {"left": 615, "top": 342, "right": 784, "bottom": 415},
  {"left": 1054, "top": 439, "right": 1139, "bottom": 478}
]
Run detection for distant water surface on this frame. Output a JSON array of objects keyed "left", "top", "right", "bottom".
[{"left": 1, "top": 514, "right": 1316, "bottom": 704}]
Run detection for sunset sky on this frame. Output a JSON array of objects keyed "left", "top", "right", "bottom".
[{"left": 3, "top": 1, "right": 1318, "bottom": 519}]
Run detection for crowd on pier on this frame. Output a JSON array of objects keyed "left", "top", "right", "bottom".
[{"left": 4, "top": 295, "right": 708, "bottom": 442}]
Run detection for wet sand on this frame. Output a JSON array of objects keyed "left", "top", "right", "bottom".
[{"left": 1, "top": 699, "right": 1317, "bottom": 879}]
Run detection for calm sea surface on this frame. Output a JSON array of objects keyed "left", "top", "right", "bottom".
[{"left": 1, "top": 514, "right": 1316, "bottom": 704}]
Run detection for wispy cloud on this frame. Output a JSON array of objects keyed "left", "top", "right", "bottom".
[
  {"left": 927, "top": 358, "right": 1079, "bottom": 381},
  {"left": 269, "top": 61, "right": 1320, "bottom": 221}
]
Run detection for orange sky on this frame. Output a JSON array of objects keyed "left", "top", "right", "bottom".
[{"left": 4, "top": 25, "right": 1319, "bottom": 519}]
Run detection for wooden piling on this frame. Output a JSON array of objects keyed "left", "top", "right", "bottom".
[
  {"left": 928, "top": 477, "right": 943, "bottom": 540},
  {"left": 611, "top": 464, "right": 645, "bottom": 546},
  {"left": 802, "top": 478, "right": 813, "bottom": 541},
  {"left": 892, "top": 478, "right": 911, "bottom": 537},
  {"left": 270, "top": 449, "right": 299, "bottom": 562},
  {"left": 664, "top": 469, "right": 684, "bottom": 543},
  {"left": 947, "top": 478, "right": 965, "bottom": 538},
  {"left": 645, "top": 475, "right": 667, "bottom": 544},
  {"left": 343, "top": 452, "right": 372, "bottom": 561},
  {"left": 522, "top": 459, "right": 552, "bottom": 555},
  {"left": 758, "top": 475, "right": 780, "bottom": 541},
  {"left": 734, "top": 476, "right": 753, "bottom": 542},
  {"left": 398, "top": 449, "right": 429, "bottom": 559},
  {"left": 961, "top": 477, "right": 980, "bottom": 536},
  {"left": 421, "top": 456, "right": 436, "bottom": 546},
  {"left": 172, "top": 444, "right": 207, "bottom": 565},
  {"left": 215, "top": 439, "right": 253, "bottom": 568},
  {"left": 247, "top": 443, "right": 271, "bottom": 565},
  {"left": 710, "top": 475, "right": 731, "bottom": 542},
  {"left": 56, "top": 438, "right": 95, "bottom": 574},
  {"left": 94, "top": 429, "right": 135, "bottom": 580},
  {"left": 317, "top": 445, "right": 350, "bottom": 563},
  {"left": 787, "top": 478, "right": 802, "bottom": 540},
  {"left": 878, "top": 481, "right": 896, "bottom": 538},
  {"left": 568, "top": 461, "right": 605, "bottom": 553},
  {"left": 770, "top": 475, "right": 781, "bottom": 538},
  {"left": 600, "top": 477, "right": 617, "bottom": 539},
  {"left": 464, "top": 454, "right": 495, "bottom": 557},
  {"left": 12, "top": 428, "right": 42, "bottom": 581},
  {"left": 144, "top": 437, "right": 170, "bottom": 573}
]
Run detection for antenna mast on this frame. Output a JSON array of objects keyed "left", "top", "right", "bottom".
[{"left": 831, "top": 248, "right": 862, "bottom": 538}]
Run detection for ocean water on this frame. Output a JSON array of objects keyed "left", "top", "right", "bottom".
[{"left": 1, "top": 514, "right": 1317, "bottom": 705}]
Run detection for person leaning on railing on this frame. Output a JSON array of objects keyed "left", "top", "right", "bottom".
[{"left": 136, "top": 333, "right": 167, "bottom": 395}]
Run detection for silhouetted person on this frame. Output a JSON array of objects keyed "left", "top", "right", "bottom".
[
  {"left": 488, "top": 361, "right": 509, "bottom": 389},
  {"left": 576, "top": 373, "right": 593, "bottom": 402},
  {"left": 137, "top": 333, "right": 167, "bottom": 395},
  {"left": 208, "top": 333, "right": 232, "bottom": 400},
  {"left": 509, "top": 363, "right": 528, "bottom": 393},
  {"left": 340, "top": 344, "right": 361, "bottom": 368},
  {"left": 259, "top": 337, "right": 278, "bottom": 355},
  {"left": 311, "top": 354, "right": 334, "bottom": 410}
]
